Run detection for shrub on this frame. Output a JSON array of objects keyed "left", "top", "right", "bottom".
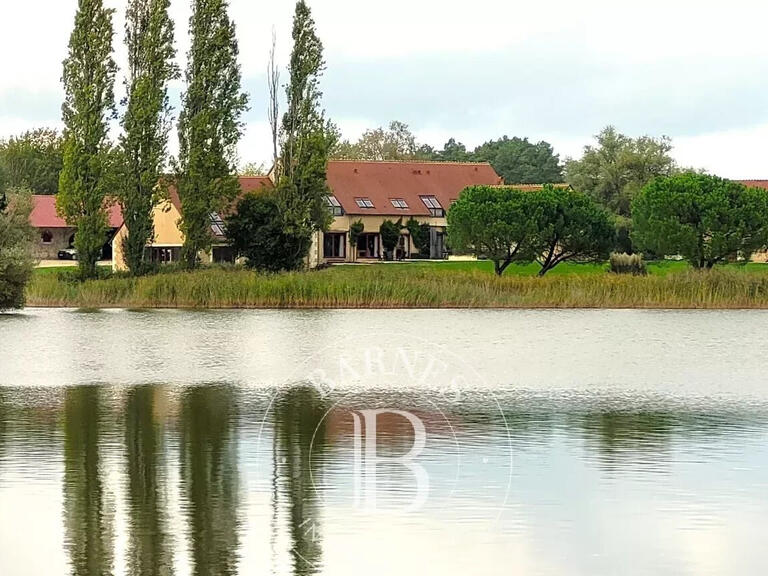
[
  {"left": 610, "top": 252, "right": 647, "bottom": 276},
  {"left": 379, "top": 219, "right": 402, "bottom": 259},
  {"left": 226, "top": 191, "right": 310, "bottom": 272},
  {"left": 0, "top": 190, "right": 36, "bottom": 310}
]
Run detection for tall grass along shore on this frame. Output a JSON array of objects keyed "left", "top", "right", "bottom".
[{"left": 24, "top": 262, "right": 768, "bottom": 309}]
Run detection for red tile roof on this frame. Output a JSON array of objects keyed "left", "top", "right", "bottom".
[
  {"left": 167, "top": 176, "right": 274, "bottom": 213},
  {"left": 326, "top": 160, "right": 502, "bottom": 216},
  {"left": 30, "top": 195, "right": 123, "bottom": 229},
  {"left": 738, "top": 180, "right": 768, "bottom": 190}
]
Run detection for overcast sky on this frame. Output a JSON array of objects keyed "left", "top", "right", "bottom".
[{"left": 1, "top": 0, "right": 768, "bottom": 177}]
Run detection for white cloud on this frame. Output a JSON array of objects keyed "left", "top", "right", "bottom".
[
  {"left": 674, "top": 123, "right": 768, "bottom": 179},
  {"left": 2, "top": 0, "right": 768, "bottom": 174}
]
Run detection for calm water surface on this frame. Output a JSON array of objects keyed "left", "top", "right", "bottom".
[{"left": 1, "top": 308, "right": 768, "bottom": 575}]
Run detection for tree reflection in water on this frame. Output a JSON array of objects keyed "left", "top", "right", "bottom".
[
  {"left": 273, "top": 386, "right": 330, "bottom": 576},
  {"left": 179, "top": 385, "right": 241, "bottom": 576},
  {"left": 63, "top": 386, "right": 115, "bottom": 576},
  {"left": 125, "top": 385, "right": 174, "bottom": 576}
]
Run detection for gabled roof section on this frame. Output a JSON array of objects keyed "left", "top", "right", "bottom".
[
  {"left": 167, "top": 176, "right": 274, "bottom": 214},
  {"left": 30, "top": 195, "right": 123, "bottom": 229},
  {"left": 327, "top": 160, "right": 502, "bottom": 216}
]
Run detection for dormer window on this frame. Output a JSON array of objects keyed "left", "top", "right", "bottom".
[
  {"left": 210, "top": 212, "right": 226, "bottom": 237},
  {"left": 355, "top": 197, "right": 374, "bottom": 209},
  {"left": 420, "top": 195, "right": 444, "bottom": 217},
  {"left": 390, "top": 198, "right": 409, "bottom": 209},
  {"left": 325, "top": 195, "right": 344, "bottom": 216}
]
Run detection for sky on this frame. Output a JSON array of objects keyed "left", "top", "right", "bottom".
[{"left": 1, "top": 0, "right": 768, "bottom": 177}]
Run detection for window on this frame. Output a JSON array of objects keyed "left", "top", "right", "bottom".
[
  {"left": 325, "top": 196, "right": 344, "bottom": 216},
  {"left": 323, "top": 233, "right": 346, "bottom": 259},
  {"left": 41, "top": 230, "right": 53, "bottom": 244},
  {"left": 420, "top": 196, "right": 445, "bottom": 217},
  {"left": 210, "top": 212, "right": 226, "bottom": 237},
  {"left": 390, "top": 198, "right": 409, "bottom": 209},
  {"left": 355, "top": 197, "right": 374, "bottom": 209}
]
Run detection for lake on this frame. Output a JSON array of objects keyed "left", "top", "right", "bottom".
[{"left": 1, "top": 308, "right": 768, "bottom": 575}]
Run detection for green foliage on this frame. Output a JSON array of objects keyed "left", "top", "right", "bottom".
[
  {"left": 176, "top": 0, "right": 248, "bottom": 268},
  {"left": 0, "top": 190, "right": 35, "bottom": 310},
  {"left": 532, "top": 185, "right": 614, "bottom": 276},
  {"left": 226, "top": 191, "right": 309, "bottom": 272},
  {"left": 58, "top": 0, "right": 118, "bottom": 279},
  {"left": 632, "top": 173, "right": 768, "bottom": 268},
  {"left": 119, "top": 0, "right": 179, "bottom": 276},
  {"left": 333, "top": 121, "right": 422, "bottom": 161},
  {"left": 27, "top": 263, "right": 768, "bottom": 310},
  {"left": 333, "top": 123, "right": 562, "bottom": 185},
  {"left": 565, "top": 126, "right": 677, "bottom": 217},
  {"left": 240, "top": 162, "right": 268, "bottom": 176},
  {"left": 279, "top": 0, "right": 335, "bottom": 259},
  {"left": 349, "top": 219, "right": 364, "bottom": 247},
  {"left": 449, "top": 185, "right": 613, "bottom": 276},
  {"left": 379, "top": 219, "right": 403, "bottom": 255},
  {"left": 613, "top": 214, "right": 634, "bottom": 254},
  {"left": 405, "top": 217, "right": 430, "bottom": 255},
  {"left": 473, "top": 136, "right": 563, "bottom": 184},
  {"left": 448, "top": 186, "right": 540, "bottom": 275},
  {"left": 0, "top": 129, "right": 64, "bottom": 195},
  {"left": 610, "top": 252, "right": 647, "bottom": 276}
]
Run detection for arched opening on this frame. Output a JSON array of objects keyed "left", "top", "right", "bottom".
[
  {"left": 41, "top": 230, "right": 53, "bottom": 245},
  {"left": 68, "top": 234, "right": 75, "bottom": 248}
]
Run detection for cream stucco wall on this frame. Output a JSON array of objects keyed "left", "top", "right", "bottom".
[{"left": 113, "top": 201, "right": 184, "bottom": 270}]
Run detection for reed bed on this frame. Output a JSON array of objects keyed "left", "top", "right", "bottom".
[{"left": 23, "top": 264, "right": 768, "bottom": 309}]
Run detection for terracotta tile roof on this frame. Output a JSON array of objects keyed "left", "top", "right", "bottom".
[
  {"left": 167, "top": 176, "right": 274, "bottom": 213},
  {"left": 30, "top": 195, "right": 123, "bottom": 229},
  {"left": 738, "top": 180, "right": 768, "bottom": 190},
  {"left": 326, "top": 160, "right": 502, "bottom": 216}
]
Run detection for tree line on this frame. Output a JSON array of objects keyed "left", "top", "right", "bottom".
[
  {"left": 0, "top": 0, "right": 334, "bottom": 280},
  {"left": 450, "top": 128, "right": 768, "bottom": 275}
]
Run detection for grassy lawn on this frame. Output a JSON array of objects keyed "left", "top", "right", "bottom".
[{"left": 339, "top": 259, "right": 768, "bottom": 277}]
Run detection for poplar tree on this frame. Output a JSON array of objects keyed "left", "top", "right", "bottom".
[
  {"left": 119, "top": 0, "right": 179, "bottom": 275},
  {"left": 177, "top": 0, "right": 248, "bottom": 268},
  {"left": 280, "top": 0, "right": 335, "bottom": 248},
  {"left": 58, "top": 0, "right": 117, "bottom": 278}
]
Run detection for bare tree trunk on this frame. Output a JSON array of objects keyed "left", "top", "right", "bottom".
[{"left": 267, "top": 27, "right": 280, "bottom": 179}]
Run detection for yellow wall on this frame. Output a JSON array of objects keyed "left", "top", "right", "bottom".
[{"left": 112, "top": 201, "right": 184, "bottom": 271}]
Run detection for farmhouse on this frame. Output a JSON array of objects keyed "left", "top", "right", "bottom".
[
  {"left": 111, "top": 176, "right": 273, "bottom": 270},
  {"left": 308, "top": 160, "right": 503, "bottom": 266},
  {"left": 110, "top": 161, "right": 504, "bottom": 270},
  {"left": 30, "top": 195, "right": 123, "bottom": 260}
]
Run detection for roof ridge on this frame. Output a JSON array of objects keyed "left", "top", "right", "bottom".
[{"left": 328, "top": 159, "right": 493, "bottom": 167}]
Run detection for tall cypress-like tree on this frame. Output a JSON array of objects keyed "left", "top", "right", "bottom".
[
  {"left": 279, "top": 0, "right": 335, "bottom": 255},
  {"left": 119, "top": 0, "right": 179, "bottom": 275},
  {"left": 177, "top": 0, "right": 248, "bottom": 268},
  {"left": 58, "top": 0, "right": 117, "bottom": 278}
]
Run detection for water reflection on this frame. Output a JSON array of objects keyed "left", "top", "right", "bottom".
[
  {"left": 179, "top": 386, "right": 241, "bottom": 576},
  {"left": 125, "top": 386, "right": 174, "bottom": 576},
  {"left": 274, "top": 386, "right": 329, "bottom": 575},
  {"left": 63, "top": 386, "right": 115, "bottom": 576},
  {"left": 1, "top": 385, "right": 768, "bottom": 575}
]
